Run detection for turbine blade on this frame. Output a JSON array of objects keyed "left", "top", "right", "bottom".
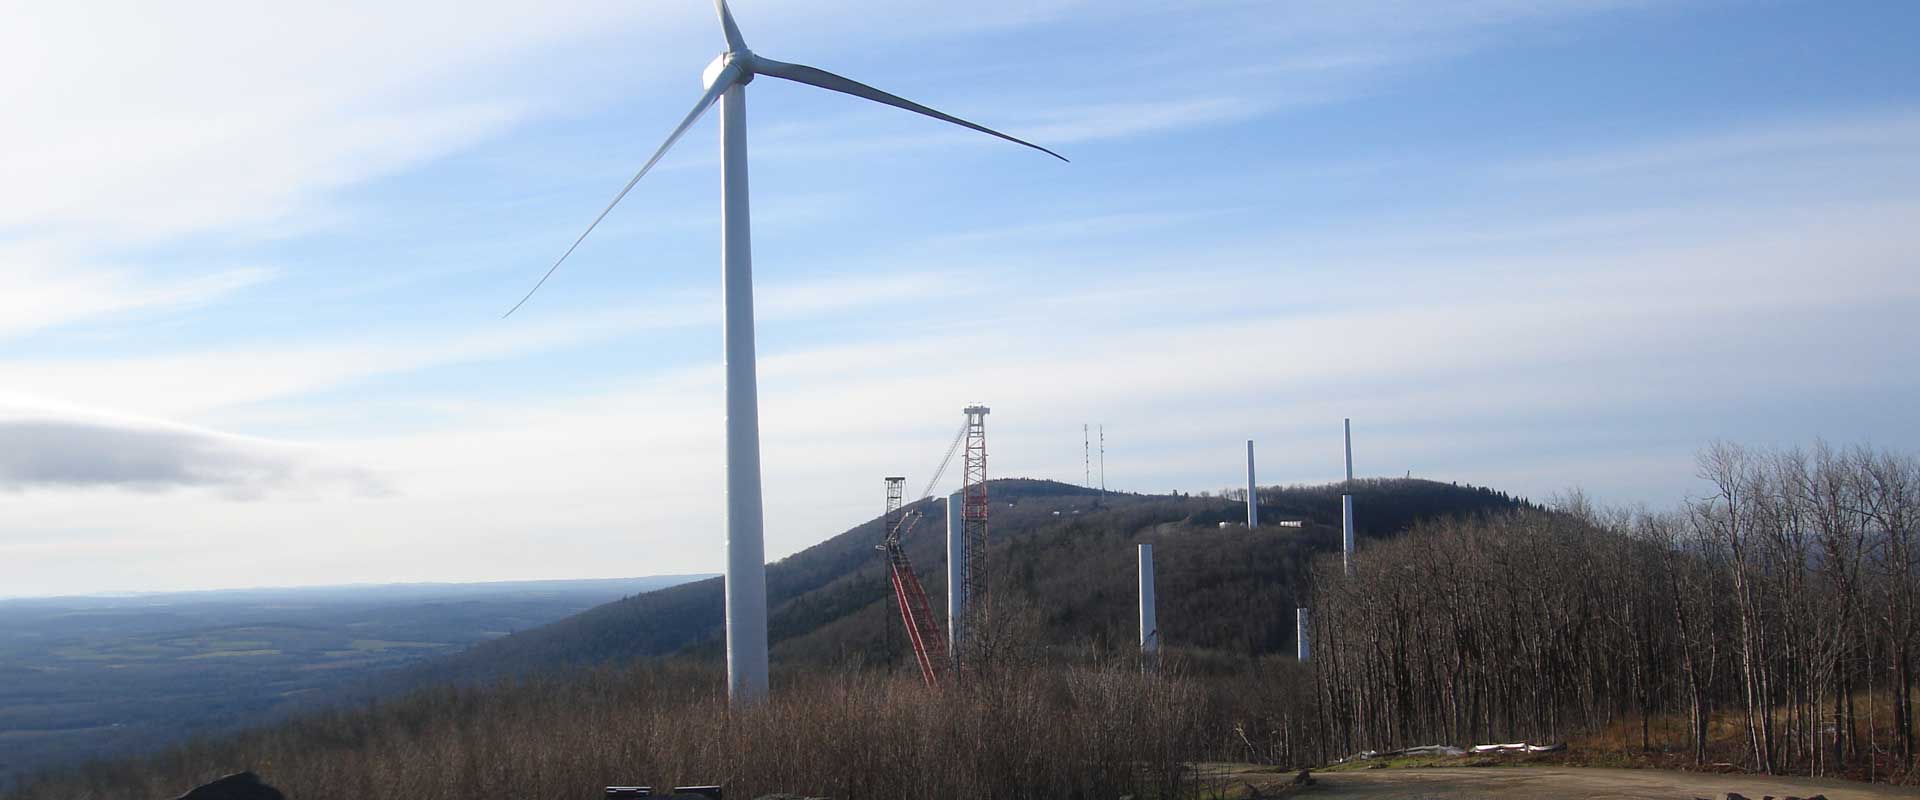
[
  {"left": 505, "top": 64, "right": 742, "bottom": 318},
  {"left": 715, "top": 0, "right": 747, "bottom": 52},
  {"left": 751, "top": 57, "right": 1067, "bottom": 162}
]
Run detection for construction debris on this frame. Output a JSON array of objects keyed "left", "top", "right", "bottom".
[
  {"left": 1335, "top": 741, "right": 1564, "bottom": 763},
  {"left": 1470, "top": 742, "right": 1566, "bottom": 753},
  {"left": 1400, "top": 745, "right": 1468, "bottom": 757}
]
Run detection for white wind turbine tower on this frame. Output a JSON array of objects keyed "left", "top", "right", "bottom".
[{"left": 505, "top": 1, "right": 1065, "bottom": 704}]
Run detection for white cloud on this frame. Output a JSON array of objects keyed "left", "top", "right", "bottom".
[
  {"left": 0, "top": 396, "right": 382, "bottom": 498},
  {"left": 0, "top": 1, "right": 654, "bottom": 242}
]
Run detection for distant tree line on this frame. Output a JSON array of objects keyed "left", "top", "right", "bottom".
[{"left": 1309, "top": 442, "right": 1920, "bottom": 779}]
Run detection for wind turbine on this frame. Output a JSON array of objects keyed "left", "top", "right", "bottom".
[{"left": 506, "top": 0, "right": 1065, "bottom": 704}]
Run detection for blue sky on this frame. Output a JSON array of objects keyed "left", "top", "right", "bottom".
[{"left": 3, "top": 0, "right": 1918, "bottom": 596}]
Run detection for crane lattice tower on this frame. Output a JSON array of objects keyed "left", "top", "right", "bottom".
[
  {"left": 961, "top": 406, "right": 991, "bottom": 658},
  {"left": 880, "top": 476, "right": 946, "bottom": 686},
  {"left": 884, "top": 475, "right": 906, "bottom": 522}
]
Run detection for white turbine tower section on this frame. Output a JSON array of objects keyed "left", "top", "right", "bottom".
[
  {"left": 1138, "top": 543, "right": 1159, "bottom": 671},
  {"left": 1344, "top": 418, "right": 1354, "bottom": 482},
  {"left": 719, "top": 82, "right": 767, "bottom": 704},
  {"left": 946, "top": 491, "right": 966, "bottom": 659},
  {"left": 1246, "top": 440, "right": 1259, "bottom": 528},
  {"left": 504, "top": 0, "right": 1063, "bottom": 705},
  {"left": 1296, "top": 607, "right": 1311, "bottom": 662},
  {"left": 1342, "top": 419, "right": 1355, "bottom": 576}
]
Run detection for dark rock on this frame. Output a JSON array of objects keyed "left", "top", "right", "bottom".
[
  {"left": 1293, "top": 769, "right": 1315, "bottom": 786},
  {"left": 174, "top": 772, "right": 285, "bottom": 800},
  {"left": 1725, "top": 794, "right": 1750, "bottom": 800}
]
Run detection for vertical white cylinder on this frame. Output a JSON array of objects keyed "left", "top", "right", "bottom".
[
  {"left": 1344, "top": 418, "right": 1353, "bottom": 482},
  {"left": 1138, "top": 543, "right": 1159, "bottom": 670},
  {"left": 946, "top": 491, "right": 966, "bottom": 659},
  {"left": 1245, "top": 440, "right": 1259, "bottom": 528},
  {"left": 719, "top": 84, "right": 768, "bottom": 705},
  {"left": 1296, "top": 607, "right": 1311, "bottom": 662},
  {"left": 1342, "top": 493, "right": 1355, "bottom": 575}
]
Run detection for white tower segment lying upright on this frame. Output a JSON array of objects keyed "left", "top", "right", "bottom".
[
  {"left": 1139, "top": 543, "right": 1159, "bottom": 671},
  {"left": 1296, "top": 607, "right": 1311, "bottom": 662},
  {"left": 1342, "top": 419, "right": 1355, "bottom": 575},
  {"left": 1246, "top": 440, "right": 1259, "bottom": 528},
  {"left": 505, "top": 1, "right": 1063, "bottom": 705},
  {"left": 946, "top": 491, "right": 965, "bottom": 660}
]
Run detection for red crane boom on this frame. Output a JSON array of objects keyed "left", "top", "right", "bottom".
[{"left": 880, "top": 478, "right": 947, "bottom": 687}]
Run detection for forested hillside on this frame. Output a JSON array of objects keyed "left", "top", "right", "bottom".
[
  {"left": 397, "top": 477, "right": 1524, "bottom": 687},
  {"left": 1311, "top": 443, "right": 1920, "bottom": 781}
]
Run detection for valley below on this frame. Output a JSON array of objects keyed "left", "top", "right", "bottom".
[{"left": 0, "top": 575, "right": 707, "bottom": 786}]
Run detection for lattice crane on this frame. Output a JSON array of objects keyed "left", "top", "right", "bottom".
[{"left": 879, "top": 477, "right": 947, "bottom": 687}]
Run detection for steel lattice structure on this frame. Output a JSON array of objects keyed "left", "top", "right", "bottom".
[
  {"left": 960, "top": 406, "right": 991, "bottom": 663},
  {"left": 880, "top": 477, "right": 945, "bottom": 687}
]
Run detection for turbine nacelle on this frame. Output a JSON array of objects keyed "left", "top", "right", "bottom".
[{"left": 703, "top": 50, "right": 756, "bottom": 90}]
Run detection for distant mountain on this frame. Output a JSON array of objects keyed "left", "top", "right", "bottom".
[
  {"left": 401, "top": 478, "right": 1525, "bottom": 686},
  {"left": 0, "top": 575, "right": 709, "bottom": 788}
]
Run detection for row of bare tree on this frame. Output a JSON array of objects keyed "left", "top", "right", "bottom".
[{"left": 1309, "top": 443, "right": 1920, "bottom": 778}]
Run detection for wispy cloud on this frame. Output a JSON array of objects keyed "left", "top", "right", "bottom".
[
  {"left": 0, "top": 244, "right": 271, "bottom": 342},
  {"left": 1498, "top": 111, "right": 1920, "bottom": 180}
]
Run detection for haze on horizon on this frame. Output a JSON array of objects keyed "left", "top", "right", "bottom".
[{"left": 2, "top": 0, "right": 1916, "bottom": 597}]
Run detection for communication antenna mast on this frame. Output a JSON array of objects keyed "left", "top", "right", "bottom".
[
  {"left": 1083, "top": 424, "right": 1091, "bottom": 487},
  {"left": 961, "top": 405, "right": 991, "bottom": 665},
  {"left": 1099, "top": 424, "right": 1106, "bottom": 494}
]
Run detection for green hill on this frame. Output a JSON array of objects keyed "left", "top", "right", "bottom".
[{"left": 400, "top": 477, "right": 1524, "bottom": 685}]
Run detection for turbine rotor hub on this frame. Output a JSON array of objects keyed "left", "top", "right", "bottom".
[{"left": 703, "top": 50, "right": 756, "bottom": 89}]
